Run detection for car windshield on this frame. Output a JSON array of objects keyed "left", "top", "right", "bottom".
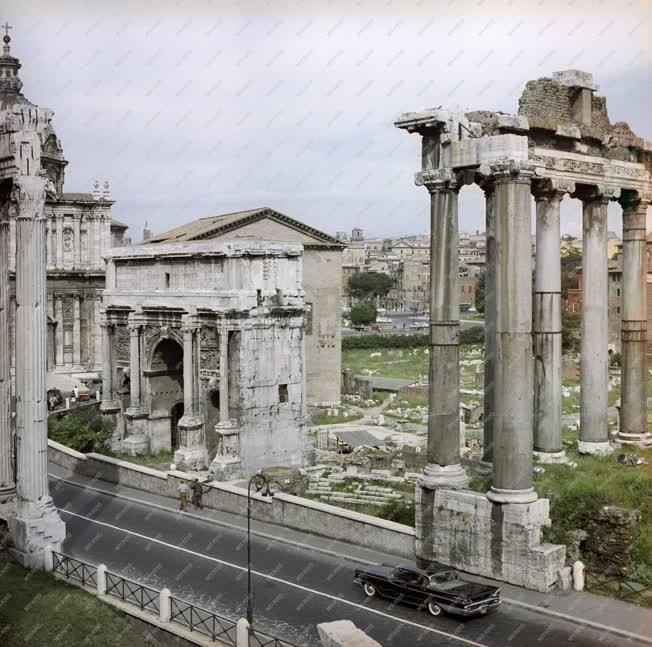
[{"left": 428, "top": 571, "right": 465, "bottom": 590}]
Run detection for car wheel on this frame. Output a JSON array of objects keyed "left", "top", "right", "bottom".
[
  {"left": 427, "top": 601, "right": 442, "bottom": 617},
  {"left": 363, "top": 582, "right": 376, "bottom": 598}
]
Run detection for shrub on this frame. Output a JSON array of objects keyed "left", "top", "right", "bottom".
[
  {"left": 341, "top": 326, "right": 484, "bottom": 350},
  {"left": 48, "top": 406, "right": 114, "bottom": 453},
  {"left": 610, "top": 352, "right": 622, "bottom": 367}
]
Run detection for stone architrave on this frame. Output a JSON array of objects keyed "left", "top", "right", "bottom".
[
  {"left": 415, "top": 167, "right": 468, "bottom": 490},
  {"left": 532, "top": 178, "right": 574, "bottom": 463},
  {"left": 617, "top": 193, "right": 650, "bottom": 444},
  {"left": 486, "top": 160, "right": 537, "bottom": 504},
  {"left": 0, "top": 183, "right": 15, "bottom": 501},
  {"left": 576, "top": 184, "right": 619, "bottom": 455},
  {"left": 7, "top": 175, "right": 65, "bottom": 568}
]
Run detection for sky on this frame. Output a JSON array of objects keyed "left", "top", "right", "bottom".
[{"left": 4, "top": 0, "right": 652, "bottom": 241}]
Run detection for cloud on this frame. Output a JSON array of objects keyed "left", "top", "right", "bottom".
[{"left": 4, "top": 0, "right": 651, "bottom": 238}]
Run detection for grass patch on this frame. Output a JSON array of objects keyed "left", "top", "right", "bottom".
[
  {"left": 98, "top": 449, "right": 175, "bottom": 468},
  {"left": 0, "top": 561, "right": 162, "bottom": 646},
  {"left": 311, "top": 410, "right": 363, "bottom": 426}
]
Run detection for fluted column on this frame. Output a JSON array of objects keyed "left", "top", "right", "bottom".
[
  {"left": 0, "top": 189, "right": 15, "bottom": 501},
  {"left": 618, "top": 193, "right": 649, "bottom": 443},
  {"left": 72, "top": 295, "right": 81, "bottom": 366},
  {"left": 55, "top": 214, "right": 63, "bottom": 268},
  {"left": 219, "top": 325, "right": 230, "bottom": 422},
  {"left": 182, "top": 326, "right": 194, "bottom": 417},
  {"left": 416, "top": 168, "right": 468, "bottom": 489},
  {"left": 73, "top": 214, "right": 81, "bottom": 267},
  {"left": 486, "top": 160, "right": 537, "bottom": 505},
  {"left": 100, "top": 318, "right": 119, "bottom": 412},
  {"left": 576, "top": 185, "right": 617, "bottom": 454},
  {"left": 532, "top": 179, "right": 574, "bottom": 462},
  {"left": 480, "top": 178, "right": 495, "bottom": 471},
  {"left": 54, "top": 296, "right": 64, "bottom": 367},
  {"left": 127, "top": 321, "right": 142, "bottom": 411}
]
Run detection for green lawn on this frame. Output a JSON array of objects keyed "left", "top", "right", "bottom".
[
  {"left": 97, "top": 449, "right": 175, "bottom": 469},
  {"left": 311, "top": 410, "right": 363, "bottom": 426},
  {"left": 0, "top": 561, "right": 174, "bottom": 646}
]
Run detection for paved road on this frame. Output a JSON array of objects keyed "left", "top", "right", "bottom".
[{"left": 51, "top": 478, "right": 642, "bottom": 647}]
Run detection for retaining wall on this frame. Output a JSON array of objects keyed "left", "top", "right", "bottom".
[{"left": 48, "top": 440, "right": 415, "bottom": 559}]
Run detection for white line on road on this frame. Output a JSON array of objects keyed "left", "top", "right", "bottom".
[{"left": 59, "top": 507, "right": 487, "bottom": 647}]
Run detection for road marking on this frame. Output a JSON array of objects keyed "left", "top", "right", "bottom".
[{"left": 59, "top": 508, "right": 487, "bottom": 647}]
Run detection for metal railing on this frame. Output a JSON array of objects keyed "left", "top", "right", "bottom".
[
  {"left": 105, "top": 571, "right": 160, "bottom": 614},
  {"left": 249, "top": 629, "right": 299, "bottom": 647},
  {"left": 52, "top": 551, "right": 299, "bottom": 645},
  {"left": 169, "top": 597, "right": 237, "bottom": 645},
  {"left": 52, "top": 552, "right": 97, "bottom": 587},
  {"left": 585, "top": 571, "right": 652, "bottom": 606}
]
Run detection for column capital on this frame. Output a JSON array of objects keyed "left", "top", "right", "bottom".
[
  {"left": 128, "top": 323, "right": 142, "bottom": 335},
  {"left": 573, "top": 183, "right": 620, "bottom": 204},
  {"left": 12, "top": 175, "right": 47, "bottom": 220},
  {"left": 479, "top": 159, "right": 536, "bottom": 184},
  {"left": 415, "top": 168, "right": 461, "bottom": 193},
  {"left": 532, "top": 178, "right": 575, "bottom": 201}
]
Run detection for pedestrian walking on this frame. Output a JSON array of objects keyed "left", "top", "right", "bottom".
[
  {"left": 191, "top": 478, "right": 207, "bottom": 510},
  {"left": 178, "top": 481, "right": 190, "bottom": 511}
]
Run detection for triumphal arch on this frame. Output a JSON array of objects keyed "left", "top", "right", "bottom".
[
  {"left": 100, "top": 239, "right": 310, "bottom": 479},
  {"left": 396, "top": 70, "right": 650, "bottom": 591}
]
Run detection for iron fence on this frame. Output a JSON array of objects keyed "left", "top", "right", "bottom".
[
  {"left": 169, "top": 597, "right": 237, "bottom": 645},
  {"left": 249, "top": 629, "right": 300, "bottom": 647},
  {"left": 105, "top": 571, "right": 160, "bottom": 614},
  {"left": 52, "top": 552, "right": 97, "bottom": 588},
  {"left": 585, "top": 571, "right": 652, "bottom": 606}
]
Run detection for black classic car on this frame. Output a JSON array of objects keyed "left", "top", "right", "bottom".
[{"left": 354, "top": 563, "right": 500, "bottom": 618}]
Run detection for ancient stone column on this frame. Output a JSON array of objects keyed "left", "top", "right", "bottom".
[
  {"left": 99, "top": 318, "right": 118, "bottom": 412},
  {"left": 618, "top": 193, "right": 649, "bottom": 443},
  {"left": 479, "top": 178, "right": 495, "bottom": 473},
  {"left": 0, "top": 187, "right": 15, "bottom": 502},
  {"left": 175, "top": 318, "right": 208, "bottom": 469},
  {"left": 7, "top": 175, "right": 65, "bottom": 568},
  {"left": 416, "top": 168, "right": 468, "bottom": 489},
  {"left": 532, "top": 179, "right": 574, "bottom": 463},
  {"left": 219, "top": 326, "right": 230, "bottom": 422},
  {"left": 486, "top": 161, "right": 537, "bottom": 504},
  {"left": 128, "top": 322, "right": 142, "bottom": 411},
  {"left": 577, "top": 186, "right": 616, "bottom": 455}
]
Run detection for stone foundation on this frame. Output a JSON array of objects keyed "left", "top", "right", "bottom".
[{"left": 416, "top": 487, "right": 565, "bottom": 592}]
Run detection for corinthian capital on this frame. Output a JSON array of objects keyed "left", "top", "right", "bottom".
[
  {"left": 480, "top": 159, "right": 537, "bottom": 183},
  {"left": 415, "top": 168, "right": 460, "bottom": 193},
  {"left": 574, "top": 183, "right": 621, "bottom": 204},
  {"left": 12, "top": 175, "right": 47, "bottom": 220},
  {"left": 532, "top": 178, "right": 575, "bottom": 202}
]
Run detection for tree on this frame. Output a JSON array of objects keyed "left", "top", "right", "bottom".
[
  {"left": 560, "top": 247, "right": 583, "bottom": 302},
  {"left": 474, "top": 271, "right": 486, "bottom": 314},
  {"left": 561, "top": 309, "right": 582, "bottom": 354},
  {"left": 350, "top": 303, "right": 377, "bottom": 326},
  {"left": 348, "top": 272, "right": 394, "bottom": 302}
]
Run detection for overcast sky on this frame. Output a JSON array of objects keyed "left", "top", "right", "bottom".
[{"left": 5, "top": 0, "right": 652, "bottom": 240}]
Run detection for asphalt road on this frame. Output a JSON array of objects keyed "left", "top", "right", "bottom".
[{"left": 51, "top": 478, "right": 642, "bottom": 647}]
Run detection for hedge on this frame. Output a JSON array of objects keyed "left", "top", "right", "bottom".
[{"left": 342, "top": 326, "right": 484, "bottom": 350}]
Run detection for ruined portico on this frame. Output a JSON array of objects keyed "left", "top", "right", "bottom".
[
  {"left": 396, "top": 69, "right": 651, "bottom": 591},
  {"left": 101, "top": 240, "right": 310, "bottom": 478}
]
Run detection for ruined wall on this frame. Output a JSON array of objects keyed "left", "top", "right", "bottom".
[
  {"left": 518, "top": 78, "right": 573, "bottom": 122},
  {"left": 238, "top": 321, "right": 307, "bottom": 473}
]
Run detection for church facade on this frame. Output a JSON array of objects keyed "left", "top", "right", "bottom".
[{"left": 1, "top": 36, "right": 127, "bottom": 390}]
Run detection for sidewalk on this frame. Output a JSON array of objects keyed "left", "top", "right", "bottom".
[{"left": 49, "top": 462, "right": 652, "bottom": 645}]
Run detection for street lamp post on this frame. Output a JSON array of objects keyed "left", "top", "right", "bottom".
[{"left": 246, "top": 471, "right": 273, "bottom": 631}]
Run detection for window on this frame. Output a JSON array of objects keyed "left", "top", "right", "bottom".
[
  {"left": 305, "top": 302, "right": 313, "bottom": 335},
  {"left": 616, "top": 288, "right": 620, "bottom": 296},
  {"left": 165, "top": 272, "right": 170, "bottom": 288},
  {"left": 278, "top": 384, "right": 288, "bottom": 403}
]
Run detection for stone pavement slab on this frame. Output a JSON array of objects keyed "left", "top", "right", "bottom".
[{"left": 49, "top": 461, "right": 652, "bottom": 644}]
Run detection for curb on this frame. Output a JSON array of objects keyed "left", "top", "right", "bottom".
[{"left": 51, "top": 473, "right": 652, "bottom": 646}]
